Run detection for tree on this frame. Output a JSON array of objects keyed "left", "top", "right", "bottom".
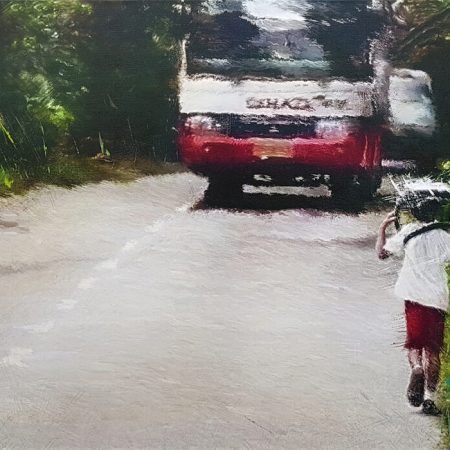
[
  {"left": 304, "top": 1, "right": 384, "bottom": 79},
  {"left": 387, "top": 0, "right": 450, "bottom": 156},
  {"left": 65, "top": 0, "right": 194, "bottom": 160},
  {"left": 0, "top": 0, "right": 91, "bottom": 179},
  {"left": 0, "top": 0, "right": 192, "bottom": 174}
]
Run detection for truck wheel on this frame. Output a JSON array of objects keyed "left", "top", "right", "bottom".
[
  {"left": 357, "top": 172, "right": 382, "bottom": 201},
  {"left": 204, "top": 175, "right": 243, "bottom": 207},
  {"left": 330, "top": 172, "right": 380, "bottom": 204},
  {"left": 330, "top": 176, "right": 359, "bottom": 204}
]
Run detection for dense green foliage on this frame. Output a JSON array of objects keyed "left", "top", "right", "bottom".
[
  {"left": 0, "top": 0, "right": 89, "bottom": 187},
  {"left": 0, "top": 0, "right": 193, "bottom": 189},
  {"left": 72, "top": 1, "right": 185, "bottom": 160}
]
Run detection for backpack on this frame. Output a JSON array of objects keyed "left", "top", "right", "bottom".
[{"left": 403, "top": 222, "right": 450, "bottom": 246}]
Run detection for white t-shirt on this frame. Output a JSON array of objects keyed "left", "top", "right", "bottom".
[{"left": 384, "top": 222, "right": 450, "bottom": 311}]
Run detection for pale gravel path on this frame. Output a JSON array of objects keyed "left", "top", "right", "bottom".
[{"left": 0, "top": 174, "right": 441, "bottom": 449}]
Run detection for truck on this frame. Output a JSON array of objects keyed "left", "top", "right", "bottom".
[{"left": 177, "top": 0, "right": 426, "bottom": 204}]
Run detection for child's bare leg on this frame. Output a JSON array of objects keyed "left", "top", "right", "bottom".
[
  {"left": 421, "top": 348, "right": 441, "bottom": 415},
  {"left": 406, "top": 348, "right": 425, "bottom": 407},
  {"left": 423, "top": 348, "right": 440, "bottom": 396},
  {"left": 408, "top": 348, "right": 423, "bottom": 369}
]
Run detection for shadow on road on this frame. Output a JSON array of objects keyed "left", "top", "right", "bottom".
[{"left": 192, "top": 191, "right": 391, "bottom": 215}]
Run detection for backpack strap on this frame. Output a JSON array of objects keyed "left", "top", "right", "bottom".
[{"left": 403, "top": 222, "right": 450, "bottom": 246}]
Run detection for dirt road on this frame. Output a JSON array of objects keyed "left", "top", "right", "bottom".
[{"left": 0, "top": 174, "right": 441, "bottom": 449}]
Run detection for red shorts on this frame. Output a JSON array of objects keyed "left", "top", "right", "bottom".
[{"left": 404, "top": 301, "right": 447, "bottom": 353}]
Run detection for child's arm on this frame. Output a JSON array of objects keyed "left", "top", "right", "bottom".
[{"left": 376, "top": 211, "right": 396, "bottom": 260}]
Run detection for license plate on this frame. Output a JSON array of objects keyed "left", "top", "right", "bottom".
[{"left": 251, "top": 139, "right": 294, "bottom": 159}]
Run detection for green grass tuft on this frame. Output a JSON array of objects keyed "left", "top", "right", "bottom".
[
  {"left": 0, "top": 151, "right": 183, "bottom": 197},
  {"left": 438, "top": 266, "right": 450, "bottom": 447}
]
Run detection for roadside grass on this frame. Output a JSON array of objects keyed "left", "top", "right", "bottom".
[
  {"left": 439, "top": 267, "right": 450, "bottom": 447},
  {"left": 0, "top": 153, "right": 184, "bottom": 197},
  {"left": 0, "top": 115, "right": 183, "bottom": 196}
]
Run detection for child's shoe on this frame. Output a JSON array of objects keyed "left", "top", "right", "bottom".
[
  {"left": 406, "top": 366, "right": 424, "bottom": 407},
  {"left": 422, "top": 399, "right": 441, "bottom": 416}
]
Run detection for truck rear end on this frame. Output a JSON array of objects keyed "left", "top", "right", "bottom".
[{"left": 178, "top": 0, "right": 386, "bottom": 202}]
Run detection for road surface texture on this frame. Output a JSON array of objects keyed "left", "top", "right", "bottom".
[{"left": 0, "top": 173, "right": 441, "bottom": 449}]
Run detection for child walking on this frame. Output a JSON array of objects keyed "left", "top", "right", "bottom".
[{"left": 376, "top": 192, "right": 450, "bottom": 415}]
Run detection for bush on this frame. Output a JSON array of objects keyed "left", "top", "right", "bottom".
[{"left": 0, "top": 0, "right": 191, "bottom": 190}]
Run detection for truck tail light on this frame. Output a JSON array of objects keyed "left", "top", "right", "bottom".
[
  {"left": 315, "top": 119, "right": 356, "bottom": 139},
  {"left": 183, "top": 115, "right": 223, "bottom": 135}
]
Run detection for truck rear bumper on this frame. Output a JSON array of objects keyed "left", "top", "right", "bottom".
[{"left": 178, "top": 131, "right": 382, "bottom": 176}]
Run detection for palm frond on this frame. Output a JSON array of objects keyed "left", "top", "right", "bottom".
[{"left": 393, "top": 4, "right": 450, "bottom": 62}]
